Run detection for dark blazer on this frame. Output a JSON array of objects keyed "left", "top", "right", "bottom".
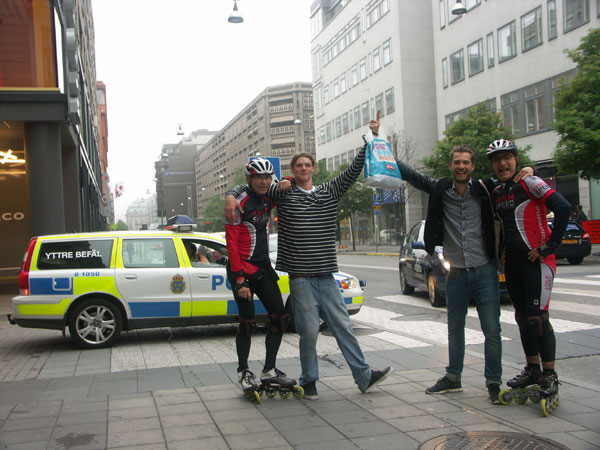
[{"left": 396, "top": 160, "right": 497, "bottom": 259}]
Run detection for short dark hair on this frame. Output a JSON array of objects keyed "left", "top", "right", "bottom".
[
  {"left": 449, "top": 145, "right": 476, "bottom": 164},
  {"left": 290, "top": 153, "right": 316, "bottom": 169}
]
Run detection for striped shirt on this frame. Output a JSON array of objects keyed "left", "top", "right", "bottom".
[{"left": 228, "top": 145, "right": 366, "bottom": 275}]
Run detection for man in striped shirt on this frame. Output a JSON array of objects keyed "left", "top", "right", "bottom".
[{"left": 226, "top": 122, "right": 392, "bottom": 400}]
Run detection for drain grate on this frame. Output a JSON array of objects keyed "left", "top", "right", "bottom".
[{"left": 420, "top": 431, "right": 569, "bottom": 450}]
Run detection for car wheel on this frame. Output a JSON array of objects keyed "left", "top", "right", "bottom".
[
  {"left": 399, "top": 267, "right": 415, "bottom": 295},
  {"left": 567, "top": 257, "right": 583, "bottom": 265},
  {"left": 427, "top": 273, "right": 445, "bottom": 307},
  {"left": 68, "top": 298, "right": 123, "bottom": 349}
]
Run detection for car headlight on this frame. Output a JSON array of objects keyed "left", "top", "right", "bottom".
[{"left": 340, "top": 276, "right": 359, "bottom": 290}]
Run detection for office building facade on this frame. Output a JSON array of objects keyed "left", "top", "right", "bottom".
[
  {"left": 0, "top": 0, "right": 107, "bottom": 289},
  {"left": 195, "top": 83, "right": 314, "bottom": 220},
  {"left": 434, "top": 0, "right": 599, "bottom": 217}
]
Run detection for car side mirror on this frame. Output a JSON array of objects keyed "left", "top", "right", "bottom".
[{"left": 411, "top": 241, "right": 425, "bottom": 250}]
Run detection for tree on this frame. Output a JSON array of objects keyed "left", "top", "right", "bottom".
[
  {"left": 203, "top": 196, "right": 225, "bottom": 232},
  {"left": 553, "top": 28, "right": 600, "bottom": 180},
  {"left": 115, "top": 220, "right": 128, "bottom": 230},
  {"left": 312, "top": 159, "right": 331, "bottom": 185},
  {"left": 424, "top": 102, "right": 534, "bottom": 179}
]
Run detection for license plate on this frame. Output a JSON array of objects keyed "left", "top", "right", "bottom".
[
  {"left": 498, "top": 273, "right": 506, "bottom": 282},
  {"left": 562, "top": 239, "right": 578, "bottom": 244}
]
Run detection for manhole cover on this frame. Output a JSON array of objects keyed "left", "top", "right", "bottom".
[{"left": 420, "top": 431, "right": 569, "bottom": 450}]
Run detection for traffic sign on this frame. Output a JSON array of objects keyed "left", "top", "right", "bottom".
[{"left": 250, "top": 156, "right": 281, "bottom": 180}]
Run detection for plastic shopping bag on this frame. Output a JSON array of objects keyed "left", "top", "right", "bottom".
[{"left": 364, "top": 134, "right": 403, "bottom": 189}]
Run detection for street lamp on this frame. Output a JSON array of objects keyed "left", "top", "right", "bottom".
[
  {"left": 228, "top": 0, "right": 243, "bottom": 23},
  {"left": 451, "top": 0, "right": 466, "bottom": 15},
  {"left": 176, "top": 124, "right": 184, "bottom": 136}
]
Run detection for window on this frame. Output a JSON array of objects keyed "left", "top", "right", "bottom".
[
  {"left": 362, "top": 101, "right": 370, "bottom": 125},
  {"left": 351, "top": 64, "right": 359, "bottom": 86},
  {"left": 487, "top": 33, "right": 495, "bottom": 67},
  {"left": 359, "top": 58, "right": 367, "bottom": 80},
  {"left": 551, "top": 70, "right": 576, "bottom": 119},
  {"left": 501, "top": 90, "right": 521, "bottom": 135},
  {"left": 122, "top": 239, "right": 179, "bottom": 269},
  {"left": 383, "top": 39, "right": 392, "bottom": 65},
  {"left": 335, "top": 116, "right": 342, "bottom": 138},
  {"left": 342, "top": 113, "right": 350, "bottom": 134},
  {"left": 38, "top": 240, "right": 114, "bottom": 270},
  {"left": 467, "top": 39, "right": 484, "bottom": 76},
  {"left": 439, "top": 0, "right": 446, "bottom": 28},
  {"left": 498, "top": 21, "right": 517, "bottom": 62},
  {"left": 373, "top": 47, "right": 382, "bottom": 72},
  {"left": 333, "top": 79, "right": 340, "bottom": 98},
  {"left": 319, "top": 126, "right": 325, "bottom": 145},
  {"left": 326, "top": 122, "right": 332, "bottom": 142},
  {"left": 524, "top": 82, "right": 546, "bottom": 133},
  {"left": 385, "top": 88, "right": 395, "bottom": 114},
  {"left": 448, "top": 0, "right": 460, "bottom": 22},
  {"left": 375, "top": 93, "right": 384, "bottom": 117},
  {"left": 340, "top": 73, "right": 347, "bottom": 93},
  {"left": 353, "top": 106, "right": 361, "bottom": 129},
  {"left": 564, "top": 0, "right": 589, "bottom": 32},
  {"left": 323, "top": 85, "right": 330, "bottom": 104},
  {"left": 314, "top": 85, "right": 323, "bottom": 117},
  {"left": 312, "top": 49, "right": 322, "bottom": 81},
  {"left": 521, "top": 7, "right": 543, "bottom": 51},
  {"left": 548, "top": 0, "right": 558, "bottom": 39},
  {"left": 450, "top": 49, "right": 464, "bottom": 84},
  {"left": 466, "top": 0, "right": 481, "bottom": 9},
  {"left": 442, "top": 57, "right": 449, "bottom": 88}
]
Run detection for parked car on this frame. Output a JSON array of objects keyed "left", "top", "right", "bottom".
[
  {"left": 548, "top": 219, "right": 591, "bottom": 265},
  {"left": 399, "top": 220, "right": 507, "bottom": 307},
  {"left": 9, "top": 218, "right": 365, "bottom": 349}
]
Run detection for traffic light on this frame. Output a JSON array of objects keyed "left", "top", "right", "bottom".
[{"left": 206, "top": 220, "right": 210, "bottom": 225}]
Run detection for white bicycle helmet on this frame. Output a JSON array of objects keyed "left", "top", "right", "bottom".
[
  {"left": 244, "top": 158, "right": 274, "bottom": 176},
  {"left": 487, "top": 139, "right": 517, "bottom": 160}
]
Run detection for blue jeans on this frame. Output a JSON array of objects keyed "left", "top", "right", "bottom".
[
  {"left": 290, "top": 275, "right": 371, "bottom": 390},
  {"left": 445, "top": 260, "right": 502, "bottom": 386}
]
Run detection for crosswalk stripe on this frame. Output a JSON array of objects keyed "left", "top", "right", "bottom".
[{"left": 554, "top": 278, "right": 600, "bottom": 286}]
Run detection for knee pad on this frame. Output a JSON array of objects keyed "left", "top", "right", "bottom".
[
  {"left": 527, "top": 315, "right": 543, "bottom": 337},
  {"left": 539, "top": 311, "right": 556, "bottom": 362},
  {"left": 515, "top": 312, "right": 528, "bottom": 335},
  {"left": 268, "top": 312, "right": 290, "bottom": 334},
  {"left": 237, "top": 316, "right": 256, "bottom": 338}
]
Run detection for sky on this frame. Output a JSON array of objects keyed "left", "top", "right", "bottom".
[{"left": 91, "top": 0, "right": 313, "bottom": 221}]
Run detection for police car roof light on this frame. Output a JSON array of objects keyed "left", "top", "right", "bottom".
[{"left": 165, "top": 215, "right": 196, "bottom": 232}]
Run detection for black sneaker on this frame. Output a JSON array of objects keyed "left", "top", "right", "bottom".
[
  {"left": 488, "top": 383, "right": 501, "bottom": 404},
  {"left": 426, "top": 375, "right": 462, "bottom": 394},
  {"left": 360, "top": 366, "right": 393, "bottom": 393},
  {"left": 301, "top": 381, "right": 319, "bottom": 400}
]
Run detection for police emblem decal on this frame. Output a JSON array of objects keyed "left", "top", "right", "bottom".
[{"left": 170, "top": 274, "right": 186, "bottom": 294}]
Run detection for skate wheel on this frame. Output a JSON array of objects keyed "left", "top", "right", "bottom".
[
  {"left": 279, "top": 390, "right": 291, "bottom": 399},
  {"left": 528, "top": 389, "right": 541, "bottom": 403},
  {"left": 252, "top": 390, "right": 261, "bottom": 403},
  {"left": 514, "top": 390, "right": 528, "bottom": 405},
  {"left": 498, "top": 389, "right": 513, "bottom": 405},
  {"left": 293, "top": 385, "right": 304, "bottom": 399},
  {"left": 541, "top": 398, "right": 549, "bottom": 416},
  {"left": 265, "top": 390, "right": 276, "bottom": 399}
]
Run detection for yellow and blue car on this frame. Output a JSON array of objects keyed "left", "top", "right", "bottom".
[{"left": 9, "top": 220, "right": 365, "bottom": 349}]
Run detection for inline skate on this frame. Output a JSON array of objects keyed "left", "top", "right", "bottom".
[
  {"left": 498, "top": 366, "right": 543, "bottom": 405},
  {"left": 539, "top": 372, "right": 560, "bottom": 416},
  {"left": 238, "top": 369, "right": 261, "bottom": 403},
  {"left": 259, "top": 368, "right": 304, "bottom": 400}
]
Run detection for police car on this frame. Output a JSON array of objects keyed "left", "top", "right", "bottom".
[{"left": 8, "top": 216, "right": 365, "bottom": 349}]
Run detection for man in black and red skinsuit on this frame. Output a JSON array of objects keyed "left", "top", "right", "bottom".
[
  {"left": 488, "top": 139, "right": 571, "bottom": 400},
  {"left": 225, "top": 158, "right": 296, "bottom": 393}
]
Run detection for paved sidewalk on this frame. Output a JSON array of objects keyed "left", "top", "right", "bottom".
[{"left": 0, "top": 344, "right": 598, "bottom": 449}]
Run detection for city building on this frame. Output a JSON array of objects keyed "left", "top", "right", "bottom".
[
  {"left": 310, "top": 0, "right": 599, "bottom": 243},
  {"left": 155, "top": 129, "right": 217, "bottom": 225},
  {"left": 0, "top": 0, "right": 107, "bottom": 290},
  {"left": 433, "top": 0, "right": 599, "bottom": 218},
  {"left": 195, "top": 82, "right": 314, "bottom": 220},
  {"left": 97, "top": 81, "right": 114, "bottom": 224},
  {"left": 310, "top": 0, "right": 438, "bottom": 240},
  {"left": 125, "top": 194, "right": 157, "bottom": 231}
]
